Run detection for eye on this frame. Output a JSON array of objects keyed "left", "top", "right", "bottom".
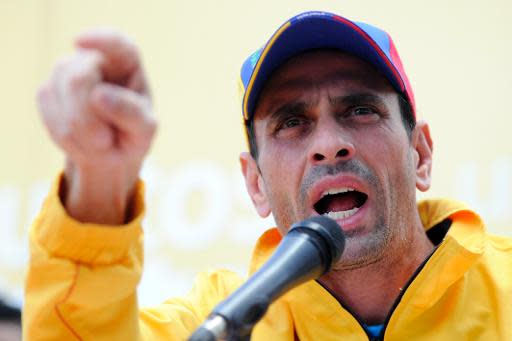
[
  {"left": 273, "top": 115, "right": 311, "bottom": 137},
  {"left": 275, "top": 115, "right": 308, "bottom": 131},
  {"left": 282, "top": 117, "right": 304, "bottom": 128},
  {"left": 340, "top": 105, "right": 381, "bottom": 124},
  {"left": 351, "top": 106, "right": 378, "bottom": 116}
]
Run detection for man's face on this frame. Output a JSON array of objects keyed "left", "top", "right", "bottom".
[{"left": 241, "top": 50, "right": 431, "bottom": 269}]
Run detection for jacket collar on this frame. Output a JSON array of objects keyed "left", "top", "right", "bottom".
[
  {"left": 249, "top": 199, "right": 486, "bottom": 334},
  {"left": 250, "top": 199, "right": 485, "bottom": 273}
]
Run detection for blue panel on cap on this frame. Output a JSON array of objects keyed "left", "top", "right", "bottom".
[
  {"left": 355, "top": 22, "right": 391, "bottom": 60},
  {"left": 241, "top": 49, "right": 262, "bottom": 90}
]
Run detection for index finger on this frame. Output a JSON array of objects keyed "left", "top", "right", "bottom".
[{"left": 75, "top": 28, "right": 141, "bottom": 85}]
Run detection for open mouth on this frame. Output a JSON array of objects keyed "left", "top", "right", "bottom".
[{"left": 313, "top": 188, "right": 368, "bottom": 220}]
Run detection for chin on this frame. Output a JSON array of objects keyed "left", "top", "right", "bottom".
[{"left": 335, "top": 229, "right": 390, "bottom": 270}]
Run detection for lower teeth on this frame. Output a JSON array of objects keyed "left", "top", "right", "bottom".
[{"left": 324, "top": 206, "right": 359, "bottom": 220}]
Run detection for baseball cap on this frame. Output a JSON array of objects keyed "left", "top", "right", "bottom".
[{"left": 240, "top": 11, "right": 416, "bottom": 121}]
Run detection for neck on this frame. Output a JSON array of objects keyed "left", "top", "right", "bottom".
[{"left": 318, "top": 222, "right": 434, "bottom": 325}]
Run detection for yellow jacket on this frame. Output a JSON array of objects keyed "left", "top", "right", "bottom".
[{"left": 23, "top": 177, "right": 512, "bottom": 340}]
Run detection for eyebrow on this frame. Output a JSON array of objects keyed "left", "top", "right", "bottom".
[
  {"left": 329, "top": 93, "right": 386, "bottom": 108},
  {"left": 268, "top": 101, "right": 310, "bottom": 122}
]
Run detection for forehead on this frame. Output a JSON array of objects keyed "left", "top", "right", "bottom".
[{"left": 254, "top": 49, "right": 395, "bottom": 116}]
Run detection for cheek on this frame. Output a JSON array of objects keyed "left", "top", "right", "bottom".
[
  {"left": 384, "top": 143, "right": 417, "bottom": 198},
  {"left": 362, "top": 131, "right": 415, "bottom": 191},
  {"left": 258, "top": 144, "right": 307, "bottom": 228},
  {"left": 259, "top": 137, "right": 306, "bottom": 184},
  {"left": 260, "top": 149, "right": 299, "bottom": 201}
]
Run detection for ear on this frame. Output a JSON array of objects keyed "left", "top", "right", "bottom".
[
  {"left": 239, "top": 152, "right": 271, "bottom": 217},
  {"left": 411, "top": 120, "right": 433, "bottom": 192}
]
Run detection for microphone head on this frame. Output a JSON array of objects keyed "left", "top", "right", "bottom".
[{"left": 289, "top": 216, "right": 345, "bottom": 272}]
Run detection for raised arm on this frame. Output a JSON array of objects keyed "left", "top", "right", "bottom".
[
  {"left": 37, "top": 29, "right": 155, "bottom": 225},
  {"left": 23, "top": 30, "right": 156, "bottom": 341},
  {"left": 24, "top": 29, "right": 244, "bottom": 341}
]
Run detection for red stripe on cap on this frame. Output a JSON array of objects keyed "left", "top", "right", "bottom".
[
  {"left": 387, "top": 33, "right": 416, "bottom": 115},
  {"left": 331, "top": 15, "right": 406, "bottom": 93}
]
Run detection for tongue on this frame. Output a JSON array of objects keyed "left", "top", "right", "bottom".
[{"left": 326, "top": 192, "right": 359, "bottom": 212}]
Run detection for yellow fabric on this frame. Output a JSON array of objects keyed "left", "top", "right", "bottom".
[{"left": 23, "top": 177, "right": 512, "bottom": 340}]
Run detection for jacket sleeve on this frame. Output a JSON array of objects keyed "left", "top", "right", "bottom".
[
  {"left": 23, "top": 175, "right": 243, "bottom": 341},
  {"left": 23, "top": 174, "right": 145, "bottom": 341},
  {"left": 139, "top": 270, "right": 244, "bottom": 340}
]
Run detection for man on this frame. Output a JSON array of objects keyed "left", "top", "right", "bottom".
[{"left": 24, "top": 11, "right": 511, "bottom": 340}]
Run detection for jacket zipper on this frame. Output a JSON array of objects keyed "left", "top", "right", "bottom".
[
  {"left": 377, "top": 245, "right": 438, "bottom": 340},
  {"left": 317, "top": 244, "right": 439, "bottom": 340}
]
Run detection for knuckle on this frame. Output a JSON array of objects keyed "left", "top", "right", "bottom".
[
  {"left": 67, "top": 70, "right": 88, "bottom": 89},
  {"left": 54, "top": 56, "right": 71, "bottom": 71},
  {"left": 108, "top": 93, "right": 123, "bottom": 112},
  {"left": 82, "top": 49, "right": 103, "bottom": 65},
  {"left": 57, "top": 52, "right": 102, "bottom": 90},
  {"left": 65, "top": 113, "right": 84, "bottom": 136},
  {"left": 57, "top": 124, "right": 75, "bottom": 146},
  {"left": 112, "top": 90, "right": 137, "bottom": 114},
  {"left": 69, "top": 113, "right": 83, "bottom": 130}
]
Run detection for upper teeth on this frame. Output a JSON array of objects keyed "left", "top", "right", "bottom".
[{"left": 321, "top": 187, "right": 355, "bottom": 198}]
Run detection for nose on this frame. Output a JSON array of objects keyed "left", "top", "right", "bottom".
[{"left": 309, "top": 121, "right": 355, "bottom": 164}]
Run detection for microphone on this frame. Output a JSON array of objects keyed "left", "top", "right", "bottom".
[{"left": 188, "top": 215, "right": 345, "bottom": 341}]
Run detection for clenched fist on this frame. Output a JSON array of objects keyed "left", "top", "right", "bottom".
[{"left": 37, "top": 29, "right": 156, "bottom": 225}]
